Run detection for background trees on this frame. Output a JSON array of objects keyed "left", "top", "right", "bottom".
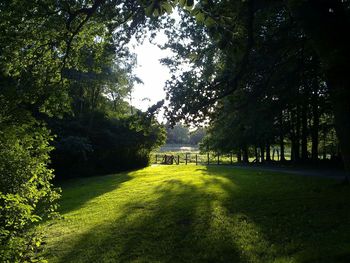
[
  {"left": 165, "top": 123, "right": 205, "bottom": 145},
  {"left": 161, "top": 0, "right": 348, "bottom": 174}
]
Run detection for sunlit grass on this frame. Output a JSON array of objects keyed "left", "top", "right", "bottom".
[{"left": 42, "top": 165, "right": 350, "bottom": 262}]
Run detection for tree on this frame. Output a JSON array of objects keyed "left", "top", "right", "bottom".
[
  {"left": 158, "top": 0, "right": 348, "bottom": 179},
  {"left": 0, "top": 0, "right": 164, "bottom": 260},
  {"left": 165, "top": 123, "right": 190, "bottom": 144},
  {"left": 189, "top": 127, "right": 206, "bottom": 145}
]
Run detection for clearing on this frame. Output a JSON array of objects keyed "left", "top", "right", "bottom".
[{"left": 42, "top": 165, "right": 350, "bottom": 263}]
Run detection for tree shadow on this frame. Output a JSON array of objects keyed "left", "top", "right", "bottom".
[
  {"left": 53, "top": 176, "right": 244, "bottom": 263},
  {"left": 47, "top": 165, "right": 350, "bottom": 263},
  {"left": 203, "top": 165, "right": 350, "bottom": 263},
  {"left": 57, "top": 172, "right": 132, "bottom": 215}
]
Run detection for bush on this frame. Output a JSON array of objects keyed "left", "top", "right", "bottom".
[
  {"left": 50, "top": 111, "right": 166, "bottom": 178},
  {"left": 0, "top": 122, "right": 60, "bottom": 262}
]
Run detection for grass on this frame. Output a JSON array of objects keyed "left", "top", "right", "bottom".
[{"left": 41, "top": 165, "right": 350, "bottom": 263}]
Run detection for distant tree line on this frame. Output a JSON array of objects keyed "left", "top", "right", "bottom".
[{"left": 165, "top": 123, "right": 205, "bottom": 145}]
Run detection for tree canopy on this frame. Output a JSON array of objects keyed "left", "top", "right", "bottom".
[
  {"left": 160, "top": 0, "right": 349, "bottom": 173},
  {"left": 1, "top": 0, "right": 350, "bottom": 261}
]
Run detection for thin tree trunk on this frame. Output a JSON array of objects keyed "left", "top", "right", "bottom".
[
  {"left": 266, "top": 143, "right": 271, "bottom": 162},
  {"left": 279, "top": 112, "right": 286, "bottom": 162},
  {"left": 322, "top": 128, "right": 327, "bottom": 160},
  {"left": 237, "top": 150, "right": 242, "bottom": 162},
  {"left": 280, "top": 136, "right": 285, "bottom": 162},
  {"left": 261, "top": 145, "right": 265, "bottom": 163},
  {"left": 295, "top": 105, "right": 301, "bottom": 162},
  {"left": 301, "top": 103, "right": 308, "bottom": 161},
  {"left": 311, "top": 92, "right": 319, "bottom": 161},
  {"left": 255, "top": 146, "right": 259, "bottom": 163},
  {"left": 242, "top": 146, "right": 249, "bottom": 163}
]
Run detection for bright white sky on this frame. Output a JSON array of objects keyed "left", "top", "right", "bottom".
[{"left": 129, "top": 32, "right": 172, "bottom": 122}]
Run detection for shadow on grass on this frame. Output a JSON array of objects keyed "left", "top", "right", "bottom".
[
  {"left": 55, "top": 176, "right": 243, "bottom": 263},
  {"left": 204, "top": 166, "right": 350, "bottom": 263},
  {"left": 52, "top": 166, "right": 350, "bottom": 263},
  {"left": 57, "top": 172, "right": 132, "bottom": 215}
]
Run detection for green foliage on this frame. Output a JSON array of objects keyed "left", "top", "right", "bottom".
[
  {"left": 48, "top": 36, "right": 166, "bottom": 177},
  {"left": 0, "top": 0, "right": 166, "bottom": 261},
  {"left": 165, "top": 124, "right": 206, "bottom": 145},
  {"left": 0, "top": 121, "right": 60, "bottom": 262},
  {"left": 165, "top": 123, "right": 190, "bottom": 144},
  {"left": 50, "top": 111, "right": 166, "bottom": 177},
  {"left": 161, "top": 0, "right": 346, "bottom": 166}
]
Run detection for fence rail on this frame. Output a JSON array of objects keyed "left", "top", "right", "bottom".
[{"left": 152, "top": 153, "right": 236, "bottom": 165}]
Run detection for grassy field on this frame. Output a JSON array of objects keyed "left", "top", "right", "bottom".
[{"left": 41, "top": 165, "right": 350, "bottom": 263}]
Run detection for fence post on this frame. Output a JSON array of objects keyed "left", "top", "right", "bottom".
[
  {"left": 195, "top": 154, "right": 198, "bottom": 165},
  {"left": 185, "top": 153, "right": 188, "bottom": 165},
  {"left": 217, "top": 153, "right": 220, "bottom": 165},
  {"left": 230, "top": 153, "right": 233, "bottom": 165},
  {"left": 207, "top": 152, "right": 209, "bottom": 165}
]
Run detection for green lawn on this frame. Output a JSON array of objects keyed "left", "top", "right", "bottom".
[{"left": 41, "top": 165, "right": 350, "bottom": 263}]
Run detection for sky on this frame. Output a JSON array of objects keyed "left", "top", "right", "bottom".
[{"left": 129, "top": 32, "right": 172, "bottom": 122}]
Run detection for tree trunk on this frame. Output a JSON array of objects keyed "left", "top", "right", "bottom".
[
  {"left": 322, "top": 128, "right": 327, "bottom": 160},
  {"left": 328, "top": 74, "right": 350, "bottom": 182},
  {"left": 295, "top": 105, "right": 301, "bottom": 162},
  {"left": 301, "top": 103, "right": 308, "bottom": 161},
  {"left": 280, "top": 136, "right": 285, "bottom": 162},
  {"left": 254, "top": 146, "right": 259, "bottom": 163},
  {"left": 311, "top": 91, "right": 319, "bottom": 161},
  {"left": 237, "top": 150, "right": 242, "bottom": 162},
  {"left": 260, "top": 145, "right": 265, "bottom": 163},
  {"left": 266, "top": 143, "right": 271, "bottom": 162},
  {"left": 279, "top": 112, "right": 286, "bottom": 162},
  {"left": 242, "top": 146, "right": 249, "bottom": 163},
  {"left": 290, "top": 107, "right": 301, "bottom": 162}
]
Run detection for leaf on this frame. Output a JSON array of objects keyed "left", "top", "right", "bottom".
[
  {"left": 186, "top": 0, "right": 194, "bottom": 7},
  {"left": 204, "top": 16, "right": 216, "bottom": 27},
  {"left": 153, "top": 8, "right": 160, "bottom": 17},
  {"left": 195, "top": 12, "right": 206, "bottom": 23},
  {"left": 162, "top": 2, "right": 173, "bottom": 14},
  {"left": 145, "top": 5, "right": 154, "bottom": 17},
  {"left": 179, "top": 0, "right": 186, "bottom": 7}
]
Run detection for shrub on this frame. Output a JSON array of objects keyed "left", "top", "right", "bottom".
[
  {"left": 50, "top": 111, "right": 166, "bottom": 178},
  {"left": 0, "top": 122, "right": 60, "bottom": 262}
]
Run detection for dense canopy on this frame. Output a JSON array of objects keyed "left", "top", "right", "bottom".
[{"left": 1, "top": 0, "right": 349, "bottom": 261}]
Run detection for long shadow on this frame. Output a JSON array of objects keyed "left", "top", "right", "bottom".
[
  {"left": 57, "top": 172, "right": 132, "bottom": 215},
  {"left": 203, "top": 165, "right": 350, "bottom": 263},
  {"left": 55, "top": 176, "right": 243, "bottom": 263},
  {"left": 47, "top": 165, "right": 350, "bottom": 263}
]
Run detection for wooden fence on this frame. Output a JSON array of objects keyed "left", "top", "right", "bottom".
[{"left": 152, "top": 152, "right": 235, "bottom": 165}]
